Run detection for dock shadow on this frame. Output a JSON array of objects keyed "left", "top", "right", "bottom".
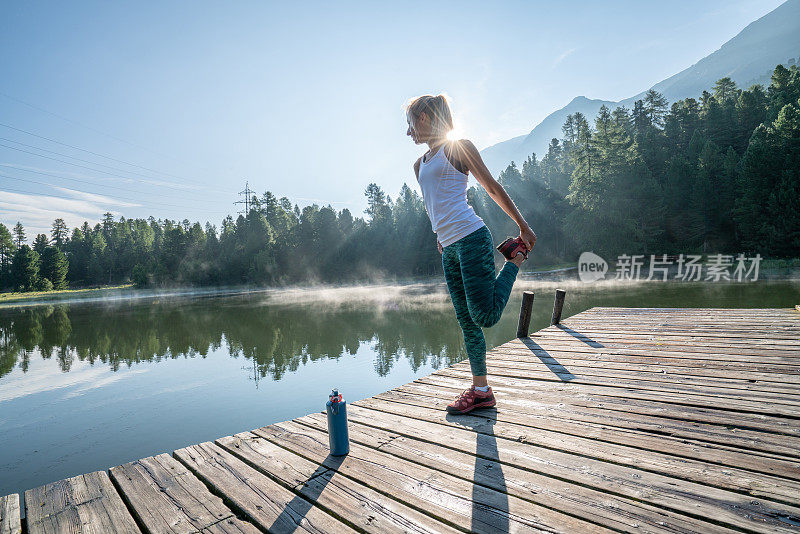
[
  {"left": 520, "top": 338, "right": 576, "bottom": 381},
  {"left": 447, "top": 408, "right": 510, "bottom": 533},
  {"left": 269, "top": 454, "right": 345, "bottom": 533},
  {"left": 553, "top": 324, "right": 604, "bottom": 348}
]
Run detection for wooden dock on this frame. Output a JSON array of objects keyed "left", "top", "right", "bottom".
[{"left": 2, "top": 306, "right": 799, "bottom": 533}]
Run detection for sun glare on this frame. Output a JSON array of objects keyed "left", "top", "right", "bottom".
[{"left": 447, "top": 126, "right": 462, "bottom": 141}]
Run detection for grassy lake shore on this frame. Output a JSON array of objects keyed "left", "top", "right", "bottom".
[{"left": 0, "top": 284, "right": 135, "bottom": 304}]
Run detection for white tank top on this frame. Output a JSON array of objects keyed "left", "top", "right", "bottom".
[{"left": 417, "top": 143, "right": 486, "bottom": 247}]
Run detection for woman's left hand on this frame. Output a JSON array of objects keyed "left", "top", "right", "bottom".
[{"left": 519, "top": 225, "right": 537, "bottom": 251}]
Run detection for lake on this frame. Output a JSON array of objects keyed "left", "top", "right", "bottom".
[{"left": 1, "top": 277, "right": 798, "bottom": 500}]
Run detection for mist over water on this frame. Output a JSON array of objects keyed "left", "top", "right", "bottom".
[{"left": 0, "top": 278, "right": 798, "bottom": 501}]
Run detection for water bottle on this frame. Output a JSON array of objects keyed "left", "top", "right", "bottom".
[{"left": 326, "top": 388, "right": 350, "bottom": 456}]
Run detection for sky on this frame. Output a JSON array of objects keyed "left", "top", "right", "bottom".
[{"left": 0, "top": 0, "right": 787, "bottom": 239}]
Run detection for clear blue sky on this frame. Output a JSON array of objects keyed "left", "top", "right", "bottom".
[{"left": 0, "top": 0, "right": 786, "bottom": 239}]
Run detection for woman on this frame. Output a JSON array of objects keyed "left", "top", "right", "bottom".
[{"left": 405, "top": 93, "right": 536, "bottom": 414}]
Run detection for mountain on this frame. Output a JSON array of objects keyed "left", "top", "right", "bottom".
[{"left": 480, "top": 0, "right": 800, "bottom": 175}]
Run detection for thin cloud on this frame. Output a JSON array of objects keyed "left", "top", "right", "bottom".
[
  {"left": 553, "top": 47, "right": 578, "bottom": 67},
  {"left": 0, "top": 162, "right": 226, "bottom": 194},
  {"left": 0, "top": 188, "right": 130, "bottom": 238},
  {"left": 52, "top": 185, "right": 140, "bottom": 207}
]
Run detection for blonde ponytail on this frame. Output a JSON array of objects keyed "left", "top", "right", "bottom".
[{"left": 404, "top": 93, "right": 454, "bottom": 136}]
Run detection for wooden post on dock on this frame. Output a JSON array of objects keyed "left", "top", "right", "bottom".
[
  {"left": 551, "top": 289, "right": 566, "bottom": 325},
  {"left": 516, "top": 291, "right": 534, "bottom": 338}
]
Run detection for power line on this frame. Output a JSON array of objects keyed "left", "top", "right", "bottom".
[
  {"left": 0, "top": 173, "right": 232, "bottom": 214},
  {"left": 0, "top": 141, "right": 232, "bottom": 196},
  {"left": 0, "top": 164, "right": 220, "bottom": 204},
  {"left": 0, "top": 121, "right": 199, "bottom": 184},
  {"left": 0, "top": 122, "right": 355, "bottom": 210},
  {"left": 0, "top": 92, "right": 200, "bottom": 169},
  {"left": 0, "top": 135, "right": 229, "bottom": 193}
]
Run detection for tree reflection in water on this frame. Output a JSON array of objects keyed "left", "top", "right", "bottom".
[{"left": 0, "top": 289, "right": 471, "bottom": 381}]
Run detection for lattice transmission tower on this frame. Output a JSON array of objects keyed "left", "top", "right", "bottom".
[{"left": 234, "top": 181, "right": 256, "bottom": 215}]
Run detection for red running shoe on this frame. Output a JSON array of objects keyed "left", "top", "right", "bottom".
[
  {"left": 446, "top": 385, "right": 496, "bottom": 414},
  {"left": 496, "top": 236, "right": 528, "bottom": 261}
]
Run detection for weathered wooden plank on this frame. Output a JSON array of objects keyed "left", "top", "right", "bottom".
[
  {"left": 452, "top": 359, "right": 800, "bottom": 399},
  {"left": 564, "top": 311, "right": 798, "bottom": 322},
  {"left": 468, "top": 361, "right": 800, "bottom": 401},
  {"left": 483, "top": 357, "right": 800, "bottom": 396},
  {"left": 25, "top": 470, "right": 141, "bottom": 534},
  {"left": 0, "top": 494, "right": 21, "bottom": 534},
  {"left": 343, "top": 401, "right": 800, "bottom": 532},
  {"left": 198, "top": 518, "right": 262, "bottom": 534},
  {"left": 575, "top": 311, "right": 797, "bottom": 320},
  {"left": 216, "top": 431, "right": 460, "bottom": 533},
  {"left": 554, "top": 324, "right": 800, "bottom": 341},
  {"left": 531, "top": 329, "right": 800, "bottom": 349},
  {"left": 563, "top": 318, "right": 799, "bottom": 330},
  {"left": 527, "top": 331, "right": 800, "bottom": 353},
  {"left": 494, "top": 339, "right": 800, "bottom": 370},
  {"left": 487, "top": 347, "right": 800, "bottom": 382},
  {"left": 390, "top": 380, "right": 800, "bottom": 462},
  {"left": 109, "top": 453, "right": 259, "bottom": 534},
  {"left": 501, "top": 336, "right": 800, "bottom": 362},
  {"left": 434, "top": 367, "right": 800, "bottom": 418},
  {"left": 567, "top": 314, "right": 798, "bottom": 323},
  {"left": 355, "top": 393, "right": 800, "bottom": 503},
  {"left": 174, "top": 442, "right": 356, "bottom": 534},
  {"left": 578, "top": 307, "right": 795, "bottom": 315},
  {"left": 387, "top": 381, "right": 800, "bottom": 467},
  {"left": 417, "top": 373, "right": 800, "bottom": 437},
  {"left": 294, "top": 412, "right": 739, "bottom": 533},
  {"left": 253, "top": 420, "right": 611, "bottom": 533}
]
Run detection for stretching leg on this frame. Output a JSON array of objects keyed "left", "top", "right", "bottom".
[
  {"left": 459, "top": 226, "right": 519, "bottom": 328},
  {"left": 442, "top": 245, "right": 487, "bottom": 377}
]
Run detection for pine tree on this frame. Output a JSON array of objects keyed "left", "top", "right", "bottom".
[
  {"left": 33, "top": 234, "right": 49, "bottom": 254},
  {"left": 632, "top": 100, "right": 650, "bottom": 132},
  {"left": 644, "top": 89, "right": 668, "bottom": 128},
  {"left": 102, "top": 212, "right": 115, "bottom": 236},
  {"left": 12, "top": 222, "right": 25, "bottom": 247},
  {"left": 767, "top": 64, "right": 800, "bottom": 121},
  {"left": 612, "top": 106, "right": 632, "bottom": 136},
  {"left": 713, "top": 77, "right": 738, "bottom": 103},
  {"left": 736, "top": 85, "right": 767, "bottom": 152},
  {"left": 562, "top": 114, "right": 578, "bottom": 147},
  {"left": 364, "top": 183, "right": 391, "bottom": 223},
  {"left": 0, "top": 223, "right": 15, "bottom": 289},
  {"left": 51, "top": 218, "right": 68, "bottom": 248},
  {"left": 41, "top": 246, "right": 69, "bottom": 290},
  {"left": 11, "top": 245, "right": 40, "bottom": 291}
]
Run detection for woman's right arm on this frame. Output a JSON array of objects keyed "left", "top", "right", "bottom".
[{"left": 458, "top": 139, "right": 537, "bottom": 251}]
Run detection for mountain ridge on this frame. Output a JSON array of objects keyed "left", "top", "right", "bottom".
[{"left": 480, "top": 0, "right": 800, "bottom": 175}]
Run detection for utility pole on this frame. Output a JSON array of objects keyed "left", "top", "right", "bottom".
[{"left": 235, "top": 181, "right": 255, "bottom": 216}]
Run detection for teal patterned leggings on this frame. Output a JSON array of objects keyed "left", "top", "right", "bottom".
[{"left": 442, "top": 225, "right": 519, "bottom": 376}]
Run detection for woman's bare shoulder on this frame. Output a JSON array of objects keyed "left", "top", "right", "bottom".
[
  {"left": 446, "top": 139, "right": 477, "bottom": 174},
  {"left": 456, "top": 138, "right": 478, "bottom": 152}
]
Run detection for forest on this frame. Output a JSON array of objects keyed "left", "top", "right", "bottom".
[{"left": 1, "top": 64, "right": 798, "bottom": 292}]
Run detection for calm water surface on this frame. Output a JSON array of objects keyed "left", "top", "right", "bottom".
[{"left": 1, "top": 278, "right": 798, "bottom": 499}]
